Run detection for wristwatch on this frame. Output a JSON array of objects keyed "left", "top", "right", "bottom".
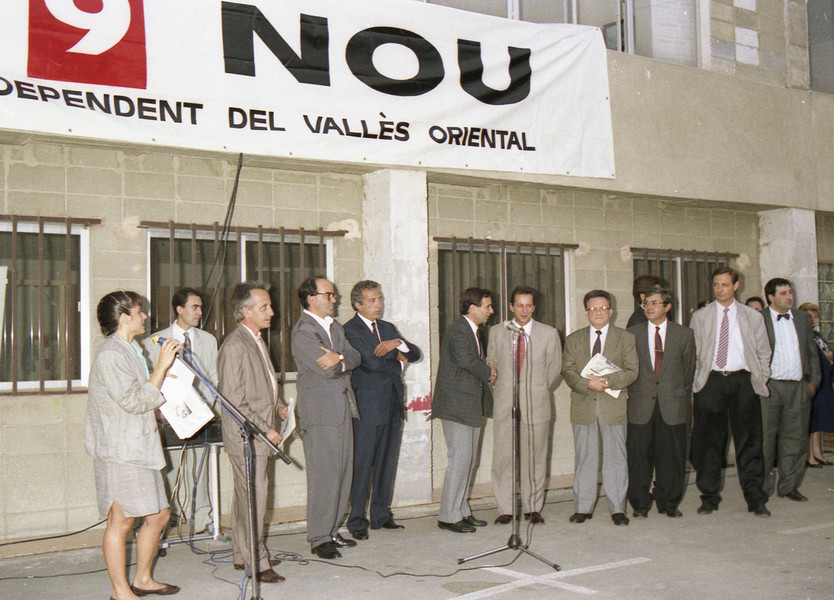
[{"left": 338, "top": 353, "right": 345, "bottom": 362}]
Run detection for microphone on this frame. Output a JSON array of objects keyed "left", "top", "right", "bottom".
[
  {"left": 503, "top": 321, "right": 523, "bottom": 334},
  {"left": 150, "top": 335, "right": 168, "bottom": 345}
]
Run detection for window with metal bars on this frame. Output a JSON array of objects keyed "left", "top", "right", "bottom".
[
  {"left": 630, "top": 248, "right": 739, "bottom": 326},
  {"left": 1, "top": 215, "right": 98, "bottom": 394},
  {"left": 142, "top": 221, "right": 346, "bottom": 381},
  {"left": 435, "top": 237, "right": 575, "bottom": 341}
]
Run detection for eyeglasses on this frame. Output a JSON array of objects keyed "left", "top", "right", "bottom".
[
  {"left": 585, "top": 306, "right": 611, "bottom": 313},
  {"left": 641, "top": 300, "right": 666, "bottom": 307},
  {"left": 316, "top": 292, "right": 337, "bottom": 299}
]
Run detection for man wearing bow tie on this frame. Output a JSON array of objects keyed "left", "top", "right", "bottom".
[{"left": 760, "top": 278, "right": 820, "bottom": 502}]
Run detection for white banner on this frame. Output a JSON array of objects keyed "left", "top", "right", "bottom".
[{"left": 0, "top": 0, "right": 614, "bottom": 177}]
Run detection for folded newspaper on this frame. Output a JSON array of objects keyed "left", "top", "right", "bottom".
[
  {"left": 580, "top": 353, "right": 623, "bottom": 398},
  {"left": 279, "top": 397, "right": 296, "bottom": 450},
  {"left": 158, "top": 357, "right": 214, "bottom": 439}
]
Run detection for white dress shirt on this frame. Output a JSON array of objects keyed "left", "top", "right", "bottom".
[
  {"left": 710, "top": 300, "right": 749, "bottom": 371},
  {"left": 768, "top": 307, "right": 802, "bottom": 381}
]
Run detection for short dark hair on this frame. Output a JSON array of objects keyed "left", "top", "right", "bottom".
[
  {"left": 764, "top": 278, "right": 792, "bottom": 304},
  {"left": 298, "top": 275, "right": 327, "bottom": 309},
  {"left": 712, "top": 266, "right": 739, "bottom": 284},
  {"left": 97, "top": 290, "right": 142, "bottom": 336},
  {"left": 231, "top": 281, "right": 268, "bottom": 321},
  {"left": 643, "top": 286, "right": 673, "bottom": 306},
  {"left": 583, "top": 289, "right": 612, "bottom": 310},
  {"left": 350, "top": 280, "right": 380, "bottom": 311},
  {"left": 745, "top": 296, "right": 765, "bottom": 309},
  {"left": 632, "top": 274, "right": 664, "bottom": 300},
  {"left": 510, "top": 285, "right": 537, "bottom": 305},
  {"left": 171, "top": 287, "right": 203, "bottom": 312},
  {"left": 460, "top": 287, "right": 491, "bottom": 315}
]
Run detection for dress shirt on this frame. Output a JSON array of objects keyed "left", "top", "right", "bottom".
[
  {"left": 588, "top": 323, "right": 610, "bottom": 355},
  {"left": 304, "top": 309, "right": 334, "bottom": 345},
  {"left": 647, "top": 318, "right": 667, "bottom": 372},
  {"left": 710, "top": 301, "right": 748, "bottom": 371},
  {"left": 170, "top": 321, "right": 188, "bottom": 344},
  {"left": 768, "top": 307, "right": 802, "bottom": 380},
  {"left": 357, "top": 313, "right": 409, "bottom": 352},
  {"left": 464, "top": 315, "right": 482, "bottom": 355},
  {"left": 241, "top": 322, "right": 278, "bottom": 400}
]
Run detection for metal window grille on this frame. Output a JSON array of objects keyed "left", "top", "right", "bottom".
[
  {"left": 630, "top": 247, "right": 739, "bottom": 326},
  {"left": 435, "top": 236, "right": 576, "bottom": 340},
  {"left": 0, "top": 215, "right": 99, "bottom": 395},
  {"left": 142, "top": 221, "right": 346, "bottom": 382}
]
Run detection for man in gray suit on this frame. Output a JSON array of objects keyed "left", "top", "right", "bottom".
[
  {"left": 626, "top": 287, "right": 695, "bottom": 518},
  {"left": 291, "top": 276, "right": 361, "bottom": 559},
  {"left": 689, "top": 266, "right": 771, "bottom": 517},
  {"left": 562, "top": 289, "right": 638, "bottom": 526},
  {"left": 218, "top": 282, "right": 287, "bottom": 583},
  {"left": 487, "top": 285, "right": 560, "bottom": 525},
  {"left": 143, "top": 288, "right": 218, "bottom": 534},
  {"left": 760, "top": 278, "right": 820, "bottom": 502},
  {"left": 431, "top": 287, "right": 496, "bottom": 534}
]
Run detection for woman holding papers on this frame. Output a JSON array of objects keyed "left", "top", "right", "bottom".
[{"left": 85, "top": 290, "right": 182, "bottom": 600}]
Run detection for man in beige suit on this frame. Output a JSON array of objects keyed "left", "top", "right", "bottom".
[
  {"left": 218, "top": 282, "right": 288, "bottom": 583},
  {"left": 487, "top": 285, "right": 561, "bottom": 525},
  {"left": 562, "top": 290, "right": 638, "bottom": 526}
]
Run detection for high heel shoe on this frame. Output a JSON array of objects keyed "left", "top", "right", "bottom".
[{"left": 806, "top": 460, "right": 823, "bottom": 469}]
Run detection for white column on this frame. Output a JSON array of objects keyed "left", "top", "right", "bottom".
[
  {"left": 361, "top": 169, "right": 432, "bottom": 506},
  {"left": 758, "top": 208, "right": 819, "bottom": 305}
]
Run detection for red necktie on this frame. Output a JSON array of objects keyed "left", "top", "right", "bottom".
[
  {"left": 654, "top": 326, "right": 663, "bottom": 379},
  {"left": 516, "top": 326, "right": 527, "bottom": 376},
  {"left": 371, "top": 321, "right": 381, "bottom": 342}
]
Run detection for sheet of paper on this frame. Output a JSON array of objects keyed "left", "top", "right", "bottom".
[
  {"left": 580, "top": 353, "right": 622, "bottom": 398},
  {"left": 279, "top": 397, "right": 296, "bottom": 450},
  {"left": 158, "top": 356, "right": 214, "bottom": 439}
]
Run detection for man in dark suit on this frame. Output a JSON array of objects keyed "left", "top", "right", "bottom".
[
  {"left": 689, "top": 266, "right": 772, "bottom": 517},
  {"left": 562, "top": 289, "right": 638, "bottom": 526},
  {"left": 218, "top": 282, "right": 287, "bottom": 584},
  {"left": 431, "top": 287, "right": 496, "bottom": 533},
  {"left": 626, "top": 287, "right": 695, "bottom": 518},
  {"left": 343, "top": 280, "right": 421, "bottom": 540},
  {"left": 291, "top": 276, "right": 361, "bottom": 560},
  {"left": 760, "top": 278, "right": 821, "bottom": 502}
]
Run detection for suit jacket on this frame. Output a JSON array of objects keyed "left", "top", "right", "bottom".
[
  {"left": 430, "top": 316, "right": 494, "bottom": 427},
  {"left": 143, "top": 325, "right": 218, "bottom": 407},
  {"left": 85, "top": 335, "right": 166, "bottom": 469},
  {"left": 218, "top": 323, "right": 285, "bottom": 456},
  {"left": 343, "top": 314, "right": 421, "bottom": 426},
  {"left": 627, "top": 320, "right": 696, "bottom": 425},
  {"left": 291, "top": 312, "right": 361, "bottom": 427},
  {"left": 486, "top": 320, "right": 561, "bottom": 425},
  {"left": 690, "top": 300, "right": 771, "bottom": 396},
  {"left": 561, "top": 325, "right": 638, "bottom": 425},
  {"left": 762, "top": 308, "right": 821, "bottom": 389}
]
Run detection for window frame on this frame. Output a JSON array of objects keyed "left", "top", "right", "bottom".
[{"left": 0, "top": 215, "right": 96, "bottom": 394}]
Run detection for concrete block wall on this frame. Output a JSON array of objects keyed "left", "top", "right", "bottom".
[
  {"left": 0, "top": 140, "right": 364, "bottom": 540},
  {"left": 708, "top": 0, "right": 810, "bottom": 89},
  {"left": 428, "top": 183, "right": 763, "bottom": 494}
]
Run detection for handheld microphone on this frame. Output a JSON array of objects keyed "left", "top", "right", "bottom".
[
  {"left": 503, "top": 320, "right": 523, "bottom": 334},
  {"left": 150, "top": 335, "right": 168, "bottom": 345}
]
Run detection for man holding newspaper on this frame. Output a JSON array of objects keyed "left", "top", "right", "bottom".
[{"left": 561, "top": 290, "right": 638, "bottom": 526}]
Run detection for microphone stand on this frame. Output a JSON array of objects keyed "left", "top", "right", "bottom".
[
  {"left": 458, "top": 328, "right": 559, "bottom": 570},
  {"left": 177, "top": 347, "right": 291, "bottom": 600}
]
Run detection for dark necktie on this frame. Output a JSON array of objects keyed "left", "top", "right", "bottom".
[
  {"left": 182, "top": 330, "right": 192, "bottom": 355},
  {"left": 516, "top": 326, "right": 527, "bottom": 376},
  {"left": 777, "top": 313, "right": 790, "bottom": 321},
  {"left": 592, "top": 330, "right": 602, "bottom": 356},
  {"left": 654, "top": 326, "right": 663, "bottom": 379},
  {"left": 371, "top": 321, "right": 381, "bottom": 342}
]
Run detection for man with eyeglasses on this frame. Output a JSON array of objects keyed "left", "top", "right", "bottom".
[
  {"left": 626, "top": 287, "right": 695, "bottom": 518},
  {"left": 689, "top": 266, "right": 772, "bottom": 517},
  {"left": 562, "top": 290, "right": 638, "bottom": 526},
  {"left": 291, "top": 276, "right": 361, "bottom": 559}
]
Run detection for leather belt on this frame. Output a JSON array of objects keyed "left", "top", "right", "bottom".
[{"left": 711, "top": 369, "right": 748, "bottom": 377}]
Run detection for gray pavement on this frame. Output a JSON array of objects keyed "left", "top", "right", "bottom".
[{"left": 2, "top": 465, "right": 833, "bottom": 600}]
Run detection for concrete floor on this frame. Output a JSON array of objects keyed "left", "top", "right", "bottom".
[{"left": 2, "top": 465, "right": 833, "bottom": 600}]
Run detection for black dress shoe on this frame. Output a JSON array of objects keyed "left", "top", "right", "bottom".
[
  {"left": 611, "top": 513, "right": 629, "bottom": 526},
  {"left": 697, "top": 500, "right": 719, "bottom": 515},
  {"left": 463, "top": 515, "right": 487, "bottom": 527},
  {"left": 748, "top": 503, "right": 771, "bottom": 517},
  {"left": 806, "top": 460, "right": 823, "bottom": 469},
  {"left": 524, "top": 512, "right": 545, "bottom": 524},
  {"left": 332, "top": 533, "right": 357, "bottom": 547},
  {"left": 379, "top": 518, "right": 404, "bottom": 529},
  {"left": 632, "top": 509, "right": 648, "bottom": 519},
  {"left": 311, "top": 541, "right": 341, "bottom": 559},
  {"left": 569, "top": 512, "right": 592, "bottom": 524},
  {"left": 494, "top": 514, "right": 512, "bottom": 524},
  {"left": 438, "top": 520, "right": 475, "bottom": 533},
  {"left": 350, "top": 529, "right": 368, "bottom": 540},
  {"left": 664, "top": 508, "right": 683, "bottom": 518},
  {"left": 779, "top": 490, "right": 808, "bottom": 502}
]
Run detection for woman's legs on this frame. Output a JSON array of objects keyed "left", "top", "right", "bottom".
[{"left": 103, "top": 502, "right": 137, "bottom": 599}]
